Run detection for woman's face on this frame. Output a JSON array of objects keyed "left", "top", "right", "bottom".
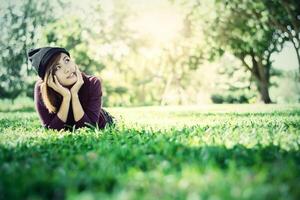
[{"left": 52, "top": 53, "right": 78, "bottom": 86}]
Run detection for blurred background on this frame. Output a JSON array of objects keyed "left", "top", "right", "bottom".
[{"left": 0, "top": 0, "right": 299, "bottom": 108}]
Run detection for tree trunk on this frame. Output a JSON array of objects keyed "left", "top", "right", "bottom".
[
  {"left": 289, "top": 38, "right": 300, "bottom": 81},
  {"left": 250, "top": 53, "right": 273, "bottom": 104},
  {"left": 256, "top": 80, "right": 272, "bottom": 103},
  {"left": 297, "top": 49, "right": 300, "bottom": 79},
  {"left": 294, "top": 46, "right": 300, "bottom": 81},
  {"left": 160, "top": 72, "right": 173, "bottom": 106}
]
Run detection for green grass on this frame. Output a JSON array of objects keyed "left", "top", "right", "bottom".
[{"left": 1, "top": 104, "right": 300, "bottom": 200}]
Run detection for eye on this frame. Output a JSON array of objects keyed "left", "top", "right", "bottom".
[
  {"left": 56, "top": 65, "right": 61, "bottom": 70},
  {"left": 65, "top": 58, "right": 70, "bottom": 64}
]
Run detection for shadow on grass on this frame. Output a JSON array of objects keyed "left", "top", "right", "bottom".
[
  {"left": 0, "top": 106, "right": 35, "bottom": 113},
  {"left": 1, "top": 126, "right": 300, "bottom": 199}
]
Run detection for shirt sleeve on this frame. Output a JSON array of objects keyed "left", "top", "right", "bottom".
[
  {"left": 75, "top": 77, "right": 104, "bottom": 129},
  {"left": 34, "top": 81, "right": 65, "bottom": 131}
]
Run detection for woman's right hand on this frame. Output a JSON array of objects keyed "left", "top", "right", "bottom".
[{"left": 47, "top": 74, "right": 70, "bottom": 98}]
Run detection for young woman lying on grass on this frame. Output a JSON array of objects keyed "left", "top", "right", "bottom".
[{"left": 28, "top": 47, "right": 115, "bottom": 131}]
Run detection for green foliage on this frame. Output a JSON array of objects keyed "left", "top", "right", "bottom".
[
  {"left": 212, "top": 54, "right": 257, "bottom": 104},
  {"left": 1, "top": 0, "right": 298, "bottom": 106},
  {"left": 41, "top": 17, "right": 105, "bottom": 75},
  {"left": 211, "top": 91, "right": 253, "bottom": 104},
  {"left": 1, "top": 105, "right": 300, "bottom": 199},
  {"left": 0, "top": 96, "right": 35, "bottom": 112},
  {"left": 0, "top": 0, "right": 64, "bottom": 100},
  {"left": 41, "top": 0, "right": 140, "bottom": 106},
  {"left": 178, "top": 0, "right": 294, "bottom": 103},
  {"left": 261, "top": 0, "right": 300, "bottom": 74},
  {"left": 270, "top": 70, "right": 300, "bottom": 103}
]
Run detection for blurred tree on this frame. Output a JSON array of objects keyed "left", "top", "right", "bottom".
[
  {"left": 159, "top": 40, "right": 202, "bottom": 105},
  {"left": 87, "top": 0, "right": 150, "bottom": 106},
  {"left": 41, "top": 16, "right": 105, "bottom": 75},
  {"left": 0, "top": 0, "right": 64, "bottom": 100},
  {"left": 211, "top": 54, "right": 256, "bottom": 104},
  {"left": 271, "top": 69, "right": 300, "bottom": 103},
  {"left": 180, "top": 0, "right": 286, "bottom": 103},
  {"left": 153, "top": 16, "right": 204, "bottom": 105},
  {"left": 262, "top": 0, "right": 300, "bottom": 79},
  {"left": 211, "top": 53, "right": 282, "bottom": 104},
  {"left": 39, "top": 0, "right": 135, "bottom": 106}
]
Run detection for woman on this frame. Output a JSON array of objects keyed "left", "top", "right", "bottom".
[{"left": 28, "top": 46, "right": 115, "bottom": 131}]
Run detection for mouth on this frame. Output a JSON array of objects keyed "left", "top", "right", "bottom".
[{"left": 66, "top": 72, "right": 76, "bottom": 79}]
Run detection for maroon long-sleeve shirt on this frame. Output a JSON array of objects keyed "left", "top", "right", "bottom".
[{"left": 34, "top": 72, "right": 108, "bottom": 131}]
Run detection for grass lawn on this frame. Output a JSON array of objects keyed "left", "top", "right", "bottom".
[{"left": 0, "top": 104, "right": 300, "bottom": 200}]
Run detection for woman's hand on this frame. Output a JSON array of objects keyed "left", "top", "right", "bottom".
[
  {"left": 70, "top": 65, "right": 84, "bottom": 95},
  {"left": 47, "top": 74, "right": 70, "bottom": 98}
]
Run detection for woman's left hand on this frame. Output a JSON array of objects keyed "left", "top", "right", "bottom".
[{"left": 70, "top": 65, "right": 84, "bottom": 95}]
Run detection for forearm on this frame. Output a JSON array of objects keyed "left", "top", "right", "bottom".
[
  {"left": 71, "top": 93, "right": 84, "bottom": 122},
  {"left": 57, "top": 95, "right": 71, "bottom": 122}
]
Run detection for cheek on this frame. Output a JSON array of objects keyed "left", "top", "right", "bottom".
[
  {"left": 55, "top": 72, "right": 65, "bottom": 83},
  {"left": 69, "top": 62, "right": 76, "bottom": 71}
]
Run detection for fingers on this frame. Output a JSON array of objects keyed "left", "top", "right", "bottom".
[
  {"left": 75, "top": 66, "right": 83, "bottom": 82},
  {"left": 47, "top": 74, "right": 54, "bottom": 87},
  {"left": 75, "top": 65, "right": 80, "bottom": 74},
  {"left": 74, "top": 65, "right": 78, "bottom": 73},
  {"left": 47, "top": 74, "right": 51, "bottom": 84},
  {"left": 53, "top": 75, "right": 62, "bottom": 87},
  {"left": 47, "top": 74, "right": 60, "bottom": 90}
]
